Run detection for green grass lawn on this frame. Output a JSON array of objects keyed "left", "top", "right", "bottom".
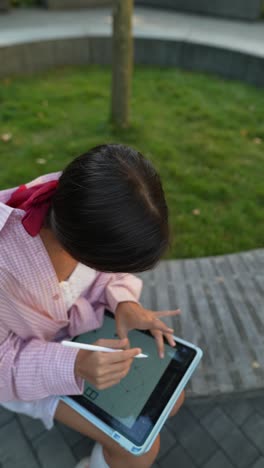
[{"left": 0, "top": 66, "right": 264, "bottom": 260}]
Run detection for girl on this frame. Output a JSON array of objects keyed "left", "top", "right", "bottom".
[{"left": 0, "top": 144, "right": 184, "bottom": 468}]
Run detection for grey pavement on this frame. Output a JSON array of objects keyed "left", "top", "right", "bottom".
[
  {"left": 1, "top": 249, "right": 264, "bottom": 467},
  {"left": 0, "top": 6, "right": 264, "bottom": 57},
  {"left": 2, "top": 395, "right": 264, "bottom": 468}
]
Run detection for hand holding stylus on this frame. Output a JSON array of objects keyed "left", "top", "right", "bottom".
[
  {"left": 73, "top": 338, "right": 142, "bottom": 390},
  {"left": 62, "top": 340, "right": 147, "bottom": 358}
]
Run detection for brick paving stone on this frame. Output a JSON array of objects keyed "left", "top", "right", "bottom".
[
  {"left": 221, "top": 399, "right": 253, "bottom": 426},
  {"left": 18, "top": 414, "right": 46, "bottom": 441},
  {"left": 160, "top": 444, "right": 196, "bottom": 468},
  {"left": 251, "top": 397, "right": 264, "bottom": 417},
  {"left": 166, "top": 407, "right": 196, "bottom": 441},
  {"left": 242, "top": 412, "right": 264, "bottom": 456},
  {"left": 200, "top": 407, "right": 235, "bottom": 442},
  {"left": 157, "top": 425, "right": 177, "bottom": 460},
  {"left": 203, "top": 450, "right": 235, "bottom": 468},
  {"left": 0, "top": 419, "right": 39, "bottom": 468},
  {"left": 0, "top": 407, "right": 15, "bottom": 426},
  {"left": 187, "top": 401, "right": 215, "bottom": 421},
  {"left": 179, "top": 423, "right": 217, "bottom": 466},
  {"left": 220, "top": 427, "right": 259, "bottom": 468},
  {"left": 71, "top": 437, "right": 94, "bottom": 461},
  {"left": 32, "top": 426, "right": 75, "bottom": 468},
  {"left": 252, "top": 458, "right": 264, "bottom": 468},
  {"left": 166, "top": 406, "right": 218, "bottom": 465}
]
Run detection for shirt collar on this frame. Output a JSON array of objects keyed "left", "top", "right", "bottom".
[{"left": 0, "top": 203, "right": 14, "bottom": 232}]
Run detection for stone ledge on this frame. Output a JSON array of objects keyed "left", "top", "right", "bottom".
[
  {"left": 44, "top": 0, "right": 112, "bottom": 9},
  {"left": 1, "top": 34, "right": 264, "bottom": 88},
  {"left": 137, "top": 249, "right": 264, "bottom": 399}
]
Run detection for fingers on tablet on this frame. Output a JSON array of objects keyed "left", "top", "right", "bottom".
[
  {"left": 151, "top": 330, "right": 165, "bottom": 358},
  {"left": 152, "top": 317, "right": 174, "bottom": 334},
  {"left": 165, "top": 333, "right": 176, "bottom": 348}
]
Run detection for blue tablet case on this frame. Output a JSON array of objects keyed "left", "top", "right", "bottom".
[{"left": 61, "top": 313, "right": 202, "bottom": 455}]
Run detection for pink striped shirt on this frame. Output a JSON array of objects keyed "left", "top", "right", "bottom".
[{"left": 0, "top": 173, "right": 142, "bottom": 402}]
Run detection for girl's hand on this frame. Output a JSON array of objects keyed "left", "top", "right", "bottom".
[
  {"left": 74, "top": 338, "right": 141, "bottom": 390},
  {"left": 115, "top": 302, "right": 181, "bottom": 358}
]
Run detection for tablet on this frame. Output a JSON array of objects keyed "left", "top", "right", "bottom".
[{"left": 61, "top": 310, "right": 202, "bottom": 455}]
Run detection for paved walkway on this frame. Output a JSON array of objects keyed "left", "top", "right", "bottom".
[
  {"left": 1, "top": 249, "right": 264, "bottom": 467},
  {"left": 0, "top": 7, "right": 264, "bottom": 58},
  {"left": 2, "top": 395, "right": 264, "bottom": 468}
]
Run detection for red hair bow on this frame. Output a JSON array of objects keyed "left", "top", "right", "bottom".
[{"left": 6, "top": 180, "right": 58, "bottom": 236}]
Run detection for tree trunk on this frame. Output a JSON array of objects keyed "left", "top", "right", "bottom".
[{"left": 111, "top": 0, "right": 133, "bottom": 128}]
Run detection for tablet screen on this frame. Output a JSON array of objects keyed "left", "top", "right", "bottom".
[{"left": 71, "top": 311, "right": 197, "bottom": 445}]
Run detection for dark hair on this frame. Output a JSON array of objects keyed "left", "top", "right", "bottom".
[{"left": 49, "top": 144, "right": 169, "bottom": 273}]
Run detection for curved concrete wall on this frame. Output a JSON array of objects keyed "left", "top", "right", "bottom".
[
  {"left": 1, "top": 35, "right": 264, "bottom": 87},
  {"left": 44, "top": 0, "right": 112, "bottom": 8}
]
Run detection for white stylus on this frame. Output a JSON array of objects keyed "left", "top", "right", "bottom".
[{"left": 62, "top": 340, "right": 148, "bottom": 358}]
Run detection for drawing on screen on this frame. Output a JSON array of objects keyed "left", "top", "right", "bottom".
[
  {"left": 80, "top": 315, "right": 172, "bottom": 427},
  {"left": 119, "top": 363, "right": 145, "bottom": 394}
]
